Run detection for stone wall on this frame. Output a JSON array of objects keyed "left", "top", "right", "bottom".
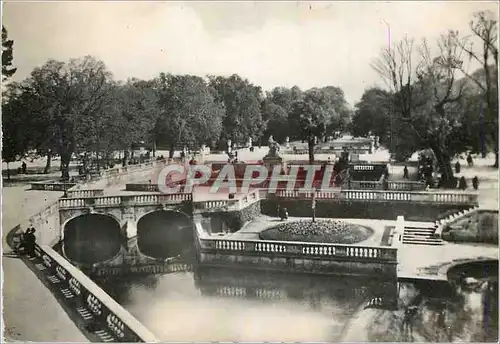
[
  {"left": 28, "top": 201, "right": 61, "bottom": 246},
  {"left": 203, "top": 201, "right": 262, "bottom": 233},
  {"left": 34, "top": 244, "right": 158, "bottom": 342},
  {"left": 261, "top": 199, "right": 471, "bottom": 222}
]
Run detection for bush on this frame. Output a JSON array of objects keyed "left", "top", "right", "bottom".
[{"left": 259, "top": 219, "right": 374, "bottom": 244}]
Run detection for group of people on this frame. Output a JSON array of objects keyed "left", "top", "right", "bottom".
[{"left": 17, "top": 226, "right": 37, "bottom": 257}]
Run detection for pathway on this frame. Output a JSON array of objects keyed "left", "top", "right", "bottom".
[{"left": 2, "top": 186, "right": 87, "bottom": 342}]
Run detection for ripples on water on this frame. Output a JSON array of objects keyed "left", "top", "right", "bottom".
[{"left": 97, "top": 268, "right": 397, "bottom": 342}]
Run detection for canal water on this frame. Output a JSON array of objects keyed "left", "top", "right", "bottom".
[
  {"left": 96, "top": 268, "right": 397, "bottom": 342},
  {"left": 95, "top": 267, "right": 498, "bottom": 342}
]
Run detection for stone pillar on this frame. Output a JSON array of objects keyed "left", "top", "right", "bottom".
[
  {"left": 285, "top": 136, "right": 290, "bottom": 149},
  {"left": 227, "top": 139, "right": 232, "bottom": 153}
]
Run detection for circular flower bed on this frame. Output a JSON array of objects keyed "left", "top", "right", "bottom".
[{"left": 259, "top": 219, "right": 374, "bottom": 244}]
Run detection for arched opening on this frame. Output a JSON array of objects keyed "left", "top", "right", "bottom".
[
  {"left": 137, "top": 210, "right": 194, "bottom": 259},
  {"left": 63, "top": 214, "right": 122, "bottom": 265}
]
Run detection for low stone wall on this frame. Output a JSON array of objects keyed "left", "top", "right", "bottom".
[
  {"left": 196, "top": 230, "right": 398, "bottom": 279},
  {"left": 348, "top": 180, "right": 425, "bottom": 191},
  {"left": 66, "top": 189, "right": 105, "bottom": 198},
  {"left": 31, "top": 182, "right": 76, "bottom": 191},
  {"left": 261, "top": 199, "right": 472, "bottom": 222},
  {"left": 205, "top": 201, "right": 262, "bottom": 233},
  {"left": 27, "top": 201, "right": 61, "bottom": 246},
  {"left": 34, "top": 244, "right": 158, "bottom": 342}
]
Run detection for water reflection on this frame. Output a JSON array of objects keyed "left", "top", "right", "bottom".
[{"left": 96, "top": 268, "right": 397, "bottom": 342}]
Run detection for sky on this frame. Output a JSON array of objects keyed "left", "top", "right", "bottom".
[{"left": 2, "top": 1, "right": 499, "bottom": 105}]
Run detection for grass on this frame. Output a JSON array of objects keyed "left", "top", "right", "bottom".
[{"left": 259, "top": 219, "right": 374, "bottom": 244}]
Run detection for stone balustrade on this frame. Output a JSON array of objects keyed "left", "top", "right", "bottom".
[
  {"left": 194, "top": 189, "right": 261, "bottom": 212},
  {"left": 348, "top": 180, "right": 426, "bottom": 191},
  {"left": 125, "top": 183, "right": 160, "bottom": 192},
  {"left": 199, "top": 237, "right": 398, "bottom": 262},
  {"left": 59, "top": 193, "right": 192, "bottom": 209},
  {"left": 33, "top": 244, "right": 158, "bottom": 342},
  {"left": 66, "top": 189, "right": 105, "bottom": 198},
  {"left": 31, "top": 182, "right": 76, "bottom": 192},
  {"left": 272, "top": 189, "right": 478, "bottom": 205}
]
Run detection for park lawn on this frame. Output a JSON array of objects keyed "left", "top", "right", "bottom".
[{"left": 259, "top": 219, "right": 374, "bottom": 244}]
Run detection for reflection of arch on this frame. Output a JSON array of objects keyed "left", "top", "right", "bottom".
[
  {"left": 63, "top": 213, "right": 123, "bottom": 265},
  {"left": 136, "top": 210, "right": 194, "bottom": 260}
]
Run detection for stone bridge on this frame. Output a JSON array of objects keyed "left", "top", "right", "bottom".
[{"left": 57, "top": 191, "right": 262, "bottom": 274}]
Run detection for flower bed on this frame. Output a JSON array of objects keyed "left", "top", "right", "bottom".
[{"left": 259, "top": 219, "right": 374, "bottom": 244}]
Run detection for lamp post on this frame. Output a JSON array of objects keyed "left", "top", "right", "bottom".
[{"left": 311, "top": 187, "right": 316, "bottom": 222}]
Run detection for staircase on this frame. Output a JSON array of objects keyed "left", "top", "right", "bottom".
[
  {"left": 402, "top": 222, "right": 444, "bottom": 246},
  {"left": 402, "top": 206, "right": 480, "bottom": 245}
]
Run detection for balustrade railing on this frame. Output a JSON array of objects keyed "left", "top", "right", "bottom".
[
  {"left": 34, "top": 244, "right": 158, "bottom": 342},
  {"left": 272, "top": 189, "right": 477, "bottom": 205},
  {"left": 58, "top": 193, "right": 192, "bottom": 209},
  {"left": 348, "top": 180, "right": 426, "bottom": 191},
  {"left": 199, "top": 237, "right": 398, "bottom": 262},
  {"left": 31, "top": 182, "right": 76, "bottom": 191},
  {"left": 66, "top": 189, "right": 104, "bottom": 198},
  {"left": 125, "top": 183, "right": 160, "bottom": 192}
]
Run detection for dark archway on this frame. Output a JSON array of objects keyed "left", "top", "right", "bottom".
[
  {"left": 137, "top": 210, "right": 194, "bottom": 259},
  {"left": 63, "top": 214, "right": 123, "bottom": 265}
]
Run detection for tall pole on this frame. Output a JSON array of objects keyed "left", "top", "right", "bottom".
[{"left": 382, "top": 20, "right": 394, "bottom": 164}]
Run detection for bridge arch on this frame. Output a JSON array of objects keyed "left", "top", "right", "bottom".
[
  {"left": 444, "top": 259, "right": 498, "bottom": 282},
  {"left": 63, "top": 213, "right": 123, "bottom": 265},
  {"left": 136, "top": 209, "right": 194, "bottom": 260}
]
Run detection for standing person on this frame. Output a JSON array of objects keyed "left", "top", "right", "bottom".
[
  {"left": 21, "top": 161, "right": 27, "bottom": 174},
  {"left": 403, "top": 165, "right": 409, "bottom": 179},
  {"left": 455, "top": 161, "right": 461, "bottom": 174},
  {"left": 459, "top": 176, "right": 467, "bottom": 190},
  {"left": 25, "top": 228, "right": 36, "bottom": 257},
  {"left": 467, "top": 153, "right": 474, "bottom": 167},
  {"left": 472, "top": 176, "right": 479, "bottom": 190}
]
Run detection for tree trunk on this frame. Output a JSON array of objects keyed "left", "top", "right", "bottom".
[
  {"left": 44, "top": 150, "right": 52, "bottom": 174},
  {"left": 307, "top": 136, "right": 315, "bottom": 164},
  {"left": 60, "top": 151, "right": 72, "bottom": 181},
  {"left": 6, "top": 162, "right": 10, "bottom": 180},
  {"left": 152, "top": 140, "right": 156, "bottom": 157},
  {"left": 432, "top": 145, "right": 454, "bottom": 188},
  {"left": 169, "top": 146, "right": 175, "bottom": 159}
]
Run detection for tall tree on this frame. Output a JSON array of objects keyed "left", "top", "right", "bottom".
[
  {"left": 455, "top": 10, "right": 499, "bottom": 166},
  {"left": 351, "top": 87, "right": 392, "bottom": 143},
  {"left": 23, "top": 56, "right": 113, "bottom": 179},
  {"left": 372, "top": 32, "right": 468, "bottom": 184},
  {"left": 2, "top": 26, "right": 17, "bottom": 82},
  {"left": 289, "top": 88, "right": 336, "bottom": 163},
  {"left": 156, "top": 74, "right": 224, "bottom": 157},
  {"left": 209, "top": 74, "right": 265, "bottom": 146},
  {"left": 2, "top": 85, "right": 30, "bottom": 179}
]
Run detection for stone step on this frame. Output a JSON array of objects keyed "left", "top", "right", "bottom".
[
  {"left": 402, "top": 239, "right": 443, "bottom": 245},
  {"left": 404, "top": 229, "right": 435, "bottom": 234}
]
